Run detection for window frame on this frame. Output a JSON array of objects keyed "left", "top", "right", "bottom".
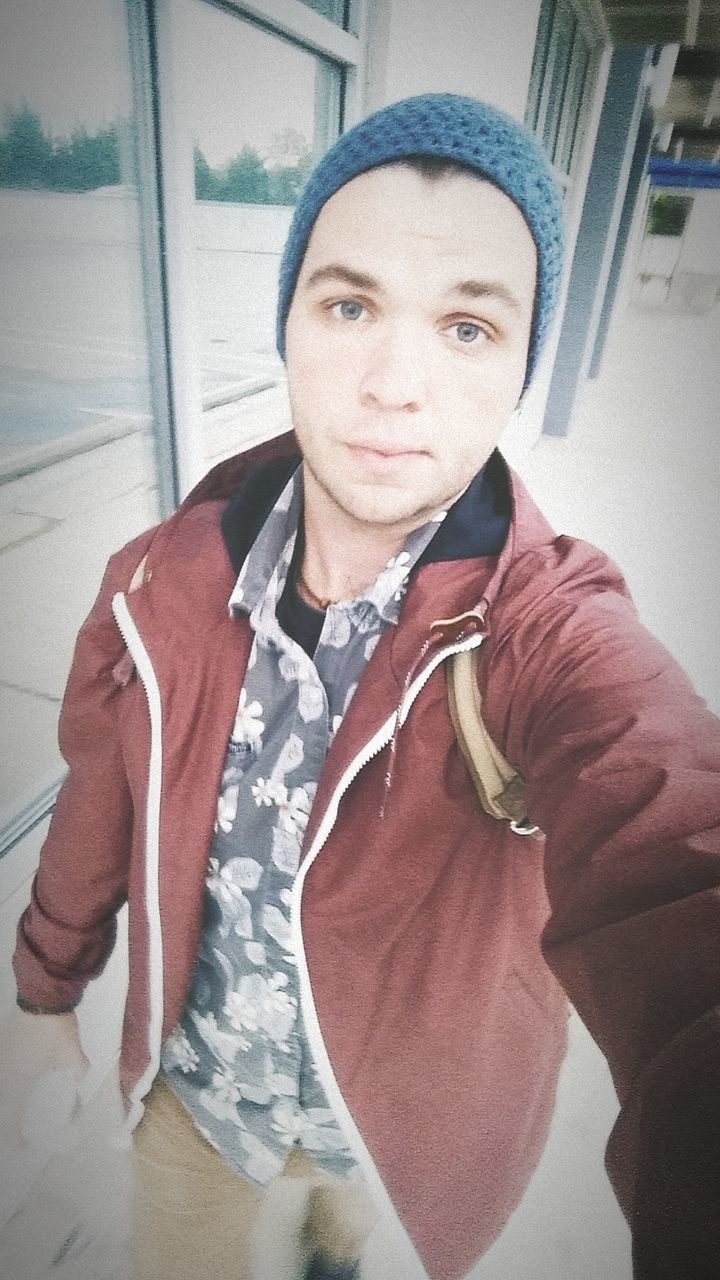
[{"left": 526, "top": 0, "right": 601, "bottom": 191}]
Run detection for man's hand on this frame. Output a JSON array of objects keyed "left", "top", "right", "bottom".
[{"left": 0, "top": 1005, "right": 89, "bottom": 1149}]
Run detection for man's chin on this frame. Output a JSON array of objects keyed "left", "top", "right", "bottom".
[
  {"left": 303, "top": 459, "right": 442, "bottom": 533},
  {"left": 327, "top": 484, "right": 436, "bottom": 530}
]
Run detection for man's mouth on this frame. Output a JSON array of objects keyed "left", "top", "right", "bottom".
[{"left": 347, "top": 441, "right": 426, "bottom": 460}]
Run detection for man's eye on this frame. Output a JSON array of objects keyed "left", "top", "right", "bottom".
[
  {"left": 332, "top": 299, "right": 364, "bottom": 321},
  {"left": 450, "top": 321, "right": 484, "bottom": 344}
]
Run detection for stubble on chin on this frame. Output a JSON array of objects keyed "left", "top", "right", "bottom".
[{"left": 301, "top": 452, "right": 449, "bottom": 539}]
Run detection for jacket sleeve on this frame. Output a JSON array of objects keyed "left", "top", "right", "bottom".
[
  {"left": 12, "top": 528, "right": 157, "bottom": 1013},
  {"left": 481, "top": 537, "right": 720, "bottom": 1279}
]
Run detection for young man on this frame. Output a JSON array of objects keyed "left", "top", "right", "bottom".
[{"left": 7, "top": 95, "right": 720, "bottom": 1280}]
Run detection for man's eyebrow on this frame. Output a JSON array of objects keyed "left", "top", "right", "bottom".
[
  {"left": 304, "top": 264, "right": 382, "bottom": 293},
  {"left": 451, "top": 279, "right": 525, "bottom": 312},
  {"left": 304, "top": 267, "right": 526, "bottom": 312}
]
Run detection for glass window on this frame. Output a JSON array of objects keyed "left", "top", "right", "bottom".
[
  {"left": 526, "top": 0, "right": 554, "bottom": 134},
  {"left": 526, "top": 0, "right": 594, "bottom": 181},
  {"left": 173, "top": 0, "right": 343, "bottom": 482},
  {"left": 297, "top": 0, "right": 348, "bottom": 26},
  {"left": 541, "top": 1, "right": 576, "bottom": 159},
  {"left": 0, "top": 0, "right": 356, "bottom": 850},
  {"left": 556, "top": 26, "right": 591, "bottom": 175},
  {"left": 0, "top": 0, "right": 165, "bottom": 852}
]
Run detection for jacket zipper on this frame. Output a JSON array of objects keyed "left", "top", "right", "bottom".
[
  {"left": 111, "top": 591, "right": 166, "bottom": 1130},
  {"left": 109, "top": 592, "right": 483, "bottom": 1260},
  {"left": 289, "top": 630, "right": 485, "bottom": 1273}
]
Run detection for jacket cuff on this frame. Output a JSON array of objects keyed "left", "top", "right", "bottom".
[{"left": 16, "top": 992, "right": 80, "bottom": 1015}]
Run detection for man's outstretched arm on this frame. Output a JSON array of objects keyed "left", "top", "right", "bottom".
[{"left": 481, "top": 540, "right": 720, "bottom": 1277}]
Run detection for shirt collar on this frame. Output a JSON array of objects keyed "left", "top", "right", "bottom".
[
  {"left": 228, "top": 464, "right": 303, "bottom": 618},
  {"left": 361, "top": 512, "right": 446, "bottom": 625},
  {"left": 228, "top": 462, "right": 447, "bottom": 626}
]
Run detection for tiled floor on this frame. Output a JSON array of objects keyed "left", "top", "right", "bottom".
[
  {"left": 0, "top": 1075, "right": 131, "bottom": 1280},
  {"left": 1, "top": 291, "right": 718, "bottom": 1279}
]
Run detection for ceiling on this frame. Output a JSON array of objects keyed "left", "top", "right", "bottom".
[{"left": 596, "top": 1, "right": 720, "bottom": 159}]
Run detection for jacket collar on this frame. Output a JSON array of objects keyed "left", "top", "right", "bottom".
[
  {"left": 174, "top": 428, "right": 558, "bottom": 631},
  {"left": 218, "top": 440, "right": 513, "bottom": 578}
]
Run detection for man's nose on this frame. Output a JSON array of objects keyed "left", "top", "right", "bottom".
[{"left": 358, "top": 325, "right": 428, "bottom": 412}]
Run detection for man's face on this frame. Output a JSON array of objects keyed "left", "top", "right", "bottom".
[{"left": 284, "top": 164, "right": 537, "bottom": 538}]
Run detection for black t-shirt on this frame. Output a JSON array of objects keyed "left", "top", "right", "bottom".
[{"left": 276, "top": 547, "right": 326, "bottom": 657}]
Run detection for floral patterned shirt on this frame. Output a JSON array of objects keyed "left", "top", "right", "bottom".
[{"left": 161, "top": 464, "right": 445, "bottom": 1185}]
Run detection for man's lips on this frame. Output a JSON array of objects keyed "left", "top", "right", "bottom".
[{"left": 346, "top": 441, "right": 426, "bottom": 460}]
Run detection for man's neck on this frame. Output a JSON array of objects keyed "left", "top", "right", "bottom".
[{"left": 299, "top": 473, "right": 417, "bottom": 607}]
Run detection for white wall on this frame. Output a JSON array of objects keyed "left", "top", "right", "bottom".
[
  {"left": 679, "top": 188, "right": 720, "bottom": 274},
  {"left": 367, "top": 0, "right": 541, "bottom": 120}
]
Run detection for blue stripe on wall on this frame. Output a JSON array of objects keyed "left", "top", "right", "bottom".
[{"left": 649, "top": 157, "right": 720, "bottom": 189}]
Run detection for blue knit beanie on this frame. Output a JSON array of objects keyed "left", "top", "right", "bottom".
[{"left": 276, "top": 93, "right": 564, "bottom": 390}]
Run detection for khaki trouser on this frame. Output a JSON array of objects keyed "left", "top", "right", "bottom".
[{"left": 132, "top": 1078, "right": 375, "bottom": 1280}]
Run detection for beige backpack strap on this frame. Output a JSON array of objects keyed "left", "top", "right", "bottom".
[{"left": 447, "top": 649, "right": 541, "bottom": 836}]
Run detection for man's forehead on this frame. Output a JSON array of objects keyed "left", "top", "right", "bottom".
[
  {"left": 317, "top": 160, "right": 499, "bottom": 211},
  {"left": 299, "top": 164, "right": 537, "bottom": 294},
  {"left": 309, "top": 163, "right": 532, "bottom": 236}
]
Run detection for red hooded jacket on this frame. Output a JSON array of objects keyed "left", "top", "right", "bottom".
[{"left": 14, "top": 435, "right": 720, "bottom": 1279}]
